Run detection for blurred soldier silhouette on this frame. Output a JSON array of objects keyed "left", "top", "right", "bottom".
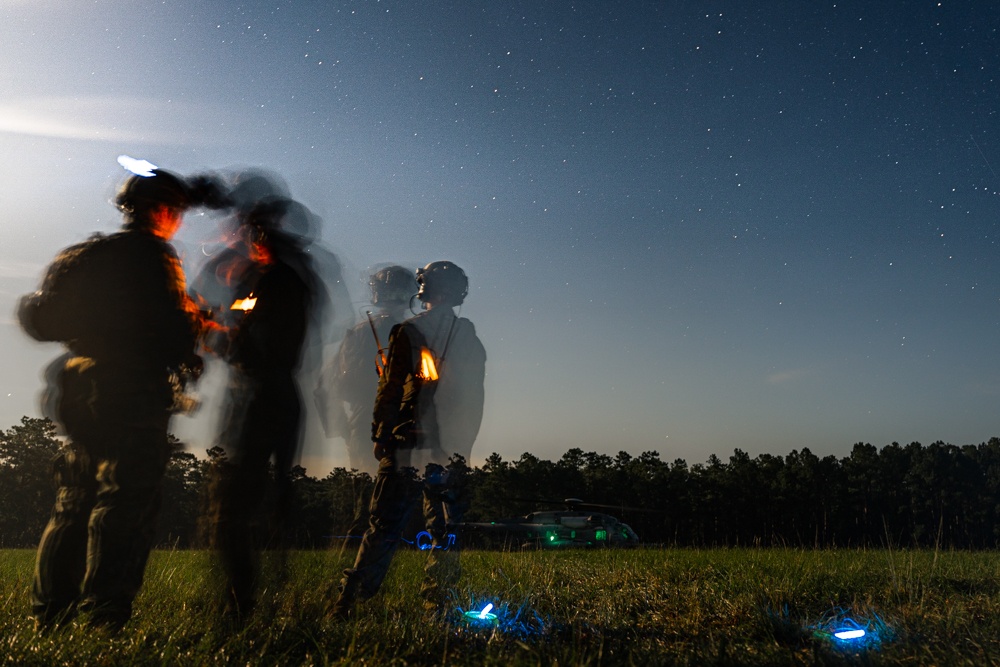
[
  {"left": 18, "top": 165, "right": 210, "bottom": 631},
  {"left": 322, "top": 266, "right": 416, "bottom": 474},
  {"left": 188, "top": 169, "right": 351, "bottom": 456},
  {"left": 318, "top": 265, "right": 416, "bottom": 535},
  {"left": 330, "top": 260, "right": 486, "bottom": 620},
  {"left": 205, "top": 194, "right": 326, "bottom": 622}
]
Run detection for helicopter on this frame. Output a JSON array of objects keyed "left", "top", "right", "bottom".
[{"left": 457, "top": 498, "right": 643, "bottom": 549}]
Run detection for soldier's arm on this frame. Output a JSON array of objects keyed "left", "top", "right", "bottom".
[{"left": 371, "top": 323, "right": 412, "bottom": 445}]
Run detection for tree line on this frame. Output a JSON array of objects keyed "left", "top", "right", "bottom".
[{"left": 2, "top": 416, "right": 999, "bottom": 549}]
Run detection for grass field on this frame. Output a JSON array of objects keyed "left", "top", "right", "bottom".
[{"left": 2, "top": 546, "right": 1000, "bottom": 665}]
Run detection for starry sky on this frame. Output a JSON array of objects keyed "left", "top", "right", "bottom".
[{"left": 1, "top": 1, "right": 998, "bottom": 475}]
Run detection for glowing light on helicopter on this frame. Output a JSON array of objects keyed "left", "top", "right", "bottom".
[
  {"left": 117, "top": 155, "right": 158, "bottom": 177},
  {"left": 418, "top": 348, "right": 439, "bottom": 381},
  {"left": 833, "top": 629, "right": 866, "bottom": 641},
  {"left": 230, "top": 293, "right": 257, "bottom": 312}
]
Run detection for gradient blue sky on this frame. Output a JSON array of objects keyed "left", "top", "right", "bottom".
[{"left": 1, "top": 1, "right": 998, "bottom": 474}]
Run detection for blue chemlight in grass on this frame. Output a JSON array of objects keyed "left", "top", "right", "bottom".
[
  {"left": 808, "top": 612, "right": 885, "bottom": 649},
  {"left": 457, "top": 597, "right": 549, "bottom": 638},
  {"left": 462, "top": 602, "right": 498, "bottom": 625},
  {"left": 828, "top": 616, "right": 867, "bottom": 643}
]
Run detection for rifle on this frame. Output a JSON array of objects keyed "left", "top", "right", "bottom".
[{"left": 366, "top": 310, "right": 388, "bottom": 377}]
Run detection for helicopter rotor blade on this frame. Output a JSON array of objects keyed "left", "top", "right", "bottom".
[{"left": 577, "top": 502, "right": 662, "bottom": 514}]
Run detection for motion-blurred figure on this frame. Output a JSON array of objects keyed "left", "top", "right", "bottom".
[
  {"left": 321, "top": 266, "right": 417, "bottom": 474},
  {"left": 204, "top": 194, "right": 327, "bottom": 622},
  {"left": 187, "top": 169, "right": 351, "bottom": 457},
  {"left": 318, "top": 265, "right": 416, "bottom": 535},
  {"left": 330, "top": 260, "right": 486, "bottom": 619},
  {"left": 18, "top": 166, "right": 209, "bottom": 631}
]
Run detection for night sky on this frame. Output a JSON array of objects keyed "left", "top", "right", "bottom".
[{"left": 1, "top": 1, "right": 997, "bottom": 474}]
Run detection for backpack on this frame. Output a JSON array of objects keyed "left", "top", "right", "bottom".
[{"left": 19, "top": 234, "right": 115, "bottom": 347}]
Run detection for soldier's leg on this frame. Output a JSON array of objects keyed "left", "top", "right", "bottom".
[
  {"left": 269, "top": 391, "right": 301, "bottom": 544},
  {"left": 230, "top": 384, "right": 302, "bottom": 617},
  {"left": 331, "top": 453, "right": 419, "bottom": 617},
  {"left": 79, "top": 424, "right": 169, "bottom": 630},
  {"left": 32, "top": 443, "right": 97, "bottom": 628},
  {"left": 345, "top": 429, "right": 373, "bottom": 536},
  {"left": 419, "top": 463, "right": 463, "bottom": 610},
  {"left": 212, "top": 453, "right": 268, "bottom": 619}
]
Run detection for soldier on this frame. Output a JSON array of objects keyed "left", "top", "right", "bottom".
[
  {"left": 319, "top": 265, "right": 417, "bottom": 535},
  {"left": 329, "top": 260, "right": 486, "bottom": 620},
  {"left": 207, "top": 197, "right": 325, "bottom": 622},
  {"left": 18, "top": 167, "right": 206, "bottom": 631},
  {"left": 321, "top": 265, "right": 417, "bottom": 475}
]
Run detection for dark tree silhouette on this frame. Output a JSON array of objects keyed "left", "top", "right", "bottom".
[
  {"left": 4, "top": 416, "right": 1000, "bottom": 549},
  {"left": 0, "top": 417, "right": 62, "bottom": 547}
]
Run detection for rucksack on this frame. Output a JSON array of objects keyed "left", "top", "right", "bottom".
[{"left": 19, "top": 233, "right": 116, "bottom": 347}]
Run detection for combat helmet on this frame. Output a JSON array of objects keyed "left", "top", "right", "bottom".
[
  {"left": 115, "top": 169, "right": 191, "bottom": 214},
  {"left": 370, "top": 265, "right": 417, "bottom": 305},
  {"left": 416, "top": 261, "right": 469, "bottom": 306}
]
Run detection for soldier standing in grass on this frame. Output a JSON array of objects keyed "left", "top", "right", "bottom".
[
  {"left": 18, "top": 165, "right": 209, "bottom": 631},
  {"left": 318, "top": 265, "right": 417, "bottom": 534},
  {"left": 329, "top": 260, "right": 486, "bottom": 620},
  {"left": 207, "top": 196, "right": 325, "bottom": 623}
]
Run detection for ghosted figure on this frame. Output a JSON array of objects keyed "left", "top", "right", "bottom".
[
  {"left": 318, "top": 265, "right": 416, "bottom": 535},
  {"left": 18, "top": 167, "right": 209, "bottom": 631},
  {"left": 204, "top": 193, "right": 326, "bottom": 621},
  {"left": 330, "top": 260, "right": 486, "bottom": 619},
  {"left": 321, "top": 265, "right": 417, "bottom": 474}
]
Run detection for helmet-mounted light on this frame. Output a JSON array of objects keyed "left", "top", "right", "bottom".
[
  {"left": 117, "top": 155, "right": 158, "bottom": 177},
  {"left": 115, "top": 156, "right": 191, "bottom": 214}
]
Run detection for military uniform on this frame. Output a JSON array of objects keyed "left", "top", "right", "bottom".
[
  {"left": 325, "top": 315, "right": 402, "bottom": 474},
  {"left": 334, "top": 306, "right": 485, "bottom": 614},
  {"left": 19, "top": 229, "right": 201, "bottom": 630},
  {"left": 209, "top": 227, "right": 320, "bottom": 619}
]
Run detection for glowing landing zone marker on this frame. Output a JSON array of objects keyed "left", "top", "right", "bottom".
[
  {"left": 834, "top": 629, "right": 866, "bottom": 640},
  {"left": 463, "top": 603, "right": 498, "bottom": 625}
]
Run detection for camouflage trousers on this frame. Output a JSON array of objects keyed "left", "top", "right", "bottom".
[
  {"left": 32, "top": 359, "right": 172, "bottom": 630},
  {"left": 343, "top": 418, "right": 375, "bottom": 536},
  {"left": 338, "top": 451, "right": 468, "bottom": 611}
]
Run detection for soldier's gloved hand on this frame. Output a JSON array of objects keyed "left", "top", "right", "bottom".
[{"left": 373, "top": 440, "right": 392, "bottom": 461}]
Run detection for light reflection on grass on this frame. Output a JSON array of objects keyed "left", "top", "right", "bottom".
[{"left": 1, "top": 548, "right": 998, "bottom": 665}]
